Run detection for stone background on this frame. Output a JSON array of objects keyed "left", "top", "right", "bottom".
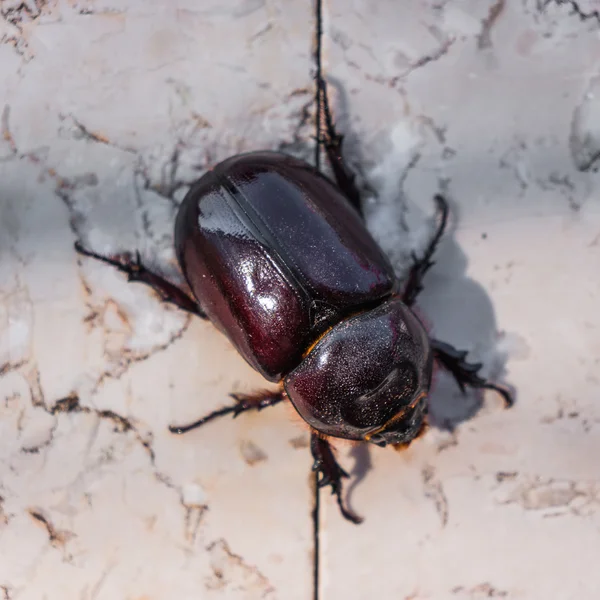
[{"left": 1, "top": 1, "right": 600, "bottom": 599}]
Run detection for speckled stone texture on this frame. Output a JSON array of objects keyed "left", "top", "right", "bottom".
[{"left": 1, "top": 1, "right": 600, "bottom": 599}]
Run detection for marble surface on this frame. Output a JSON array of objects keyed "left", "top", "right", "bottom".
[{"left": 1, "top": 1, "right": 600, "bottom": 599}]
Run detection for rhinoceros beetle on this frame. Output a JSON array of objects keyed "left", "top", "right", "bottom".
[{"left": 74, "top": 78, "right": 513, "bottom": 524}]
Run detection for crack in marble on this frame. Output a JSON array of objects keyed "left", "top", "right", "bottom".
[
  {"left": 0, "top": 0, "right": 47, "bottom": 59},
  {"left": 1, "top": 105, "right": 80, "bottom": 201},
  {"left": 0, "top": 17, "right": 23, "bottom": 58},
  {"left": 27, "top": 508, "right": 75, "bottom": 551},
  {"left": 452, "top": 583, "right": 509, "bottom": 598},
  {"left": 249, "top": 21, "right": 274, "bottom": 45},
  {"left": 74, "top": 5, "right": 126, "bottom": 17},
  {"left": 206, "top": 539, "right": 276, "bottom": 597},
  {"left": 398, "top": 31, "right": 456, "bottom": 80},
  {"left": 12, "top": 360, "right": 158, "bottom": 469},
  {"left": 59, "top": 114, "right": 137, "bottom": 155},
  {"left": 84, "top": 312, "right": 192, "bottom": 396},
  {"left": 239, "top": 439, "right": 268, "bottom": 466},
  {"left": 1, "top": 105, "right": 17, "bottom": 157},
  {"left": 20, "top": 427, "right": 56, "bottom": 455},
  {"left": 540, "top": 0, "right": 600, "bottom": 23},
  {"left": 570, "top": 74, "right": 600, "bottom": 173},
  {"left": 86, "top": 562, "right": 116, "bottom": 600},
  {"left": 184, "top": 503, "right": 208, "bottom": 545},
  {"left": 153, "top": 471, "right": 213, "bottom": 547},
  {"left": 276, "top": 89, "right": 315, "bottom": 162},
  {"left": 495, "top": 471, "right": 518, "bottom": 483},
  {"left": 338, "top": 26, "right": 455, "bottom": 90},
  {"left": 497, "top": 475, "right": 600, "bottom": 516},
  {"left": 49, "top": 393, "right": 155, "bottom": 462},
  {"left": 21, "top": 362, "right": 44, "bottom": 408},
  {"left": 135, "top": 145, "right": 185, "bottom": 207},
  {"left": 1, "top": 0, "right": 44, "bottom": 18},
  {"left": 478, "top": 0, "right": 506, "bottom": 49},
  {"left": 0, "top": 495, "right": 8, "bottom": 526},
  {"left": 421, "top": 465, "right": 449, "bottom": 527},
  {"left": 0, "top": 360, "right": 26, "bottom": 378}
]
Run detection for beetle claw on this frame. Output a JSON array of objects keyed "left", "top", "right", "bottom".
[
  {"left": 310, "top": 433, "right": 363, "bottom": 524},
  {"left": 432, "top": 339, "right": 514, "bottom": 408}
]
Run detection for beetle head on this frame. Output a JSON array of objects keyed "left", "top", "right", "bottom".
[{"left": 284, "top": 298, "right": 433, "bottom": 446}]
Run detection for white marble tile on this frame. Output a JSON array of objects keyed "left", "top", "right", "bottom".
[
  {"left": 1, "top": 1, "right": 314, "bottom": 599},
  {"left": 321, "top": 0, "right": 600, "bottom": 598}
]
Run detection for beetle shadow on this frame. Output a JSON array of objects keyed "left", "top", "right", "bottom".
[
  {"left": 344, "top": 443, "right": 373, "bottom": 516},
  {"left": 414, "top": 202, "right": 516, "bottom": 431},
  {"left": 323, "top": 75, "right": 514, "bottom": 430},
  {"left": 341, "top": 219, "right": 515, "bottom": 513},
  {"left": 323, "top": 78, "right": 515, "bottom": 509}
]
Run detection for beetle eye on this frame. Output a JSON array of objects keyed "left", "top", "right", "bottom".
[{"left": 340, "top": 361, "right": 418, "bottom": 429}]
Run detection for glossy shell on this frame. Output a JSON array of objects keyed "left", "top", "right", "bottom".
[
  {"left": 283, "top": 298, "right": 434, "bottom": 442},
  {"left": 174, "top": 151, "right": 396, "bottom": 381}
]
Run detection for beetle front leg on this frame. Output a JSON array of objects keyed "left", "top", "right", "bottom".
[
  {"left": 317, "top": 77, "right": 364, "bottom": 217},
  {"left": 432, "top": 339, "right": 514, "bottom": 408},
  {"left": 74, "top": 241, "right": 206, "bottom": 319},
  {"left": 168, "top": 390, "right": 285, "bottom": 435},
  {"left": 402, "top": 195, "right": 449, "bottom": 307},
  {"left": 310, "top": 433, "right": 363, "bottom": 525}
]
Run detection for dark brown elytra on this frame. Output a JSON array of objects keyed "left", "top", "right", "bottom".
[{"left": 74, "top": 76, "right": 513, "bottom": 525}]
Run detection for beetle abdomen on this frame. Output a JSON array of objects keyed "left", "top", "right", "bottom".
[{"left": 175, "top": 151, "right": 396, "bottom": 381}]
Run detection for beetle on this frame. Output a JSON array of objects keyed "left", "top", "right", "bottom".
[{"left": 74, "top": 77, "right": 513, "bottom": 524}]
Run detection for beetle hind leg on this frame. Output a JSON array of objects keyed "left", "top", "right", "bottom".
[
  {"left": 74, "top": 241, "right": 206, "bottom": 319},
  {"left": 168, "top": 390, "right": 285, "bottom": 435},
  {"left": 431, "top": 339, "right": 514, "bottom": 408},
  {"left": 402, "top": 195, "right": 449, "bottom": 307},
  {"left": 311, "top": 433, "right": 363, "bottom": 525},
  {"left": 317, "top": 76, "right": 364, "bottom": 217}
]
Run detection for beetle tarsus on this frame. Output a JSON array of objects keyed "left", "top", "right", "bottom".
[
  {"left": 317, "top": 76, "right": 364, "bottom": 217},
  {"left": 432, "top": 339, "right": 514, "bottom": 408},
  {"left": 310, "top": 433, "right": 363, "bottom": 525},
  {"left": 74, "top": 241, "right": 206, "bottom": 319},
  {"left": 402, "top": 195, "right": 449, "bottom": 307},
  {"left": 168, "top": 390, "right": 285, "bottom": 435}
]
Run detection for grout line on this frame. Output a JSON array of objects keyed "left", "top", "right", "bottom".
[
  {"left": 312, "top": 471, "right": 321, "bottom": 600},
  {"left": 312, "top": 5, "right": 324, "bottom": 600},
  {"left": 314, "top": 0, "right": 324, "bottom": 171}
]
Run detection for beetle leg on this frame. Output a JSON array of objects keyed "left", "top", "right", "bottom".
[
  {"left": 431, "top": 339, "right": 514, "bottom": 408},
  {"left": 74, "top": 241, "right": 206, "bottom": 319},
  {"left": 168, "top": 390, "right": 285, "bottom": 435},
  {"left": 310, "top": 433, "right": 363, "bottom": 524},
  {"left": 402, "top": 195, "right": 449, "bottom": 307},
  {"left": 317, "top": 77, "right": 364, "bottom": 217}
]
